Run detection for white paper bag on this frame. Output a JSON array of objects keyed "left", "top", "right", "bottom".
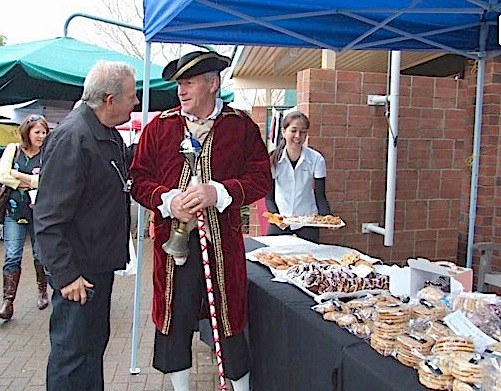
[
  {"left": 28, "top": 189, "right": 38, "bottom": 204},
  {"left": 115, "top": 233, "right": 137, "bottom": 276}
]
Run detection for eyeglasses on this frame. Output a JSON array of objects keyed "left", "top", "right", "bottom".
[{"left": 28, "top": 114, "right": 45, "bottom": 122}]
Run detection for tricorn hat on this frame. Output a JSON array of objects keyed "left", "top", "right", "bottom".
[{"left": 162, "top": 51, "right": 231, "bottom": 81}]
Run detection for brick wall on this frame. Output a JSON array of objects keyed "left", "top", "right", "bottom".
[
  {"left": 247, "top": 60, "right": 501, "bottom": 277},
  {"left": 295, "top": 68, "right": 466, "bottom": 266}
]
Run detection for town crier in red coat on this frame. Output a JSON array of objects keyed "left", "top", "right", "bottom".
[{"left": 130, "top": 51, "right": 271, "bottom": 391}]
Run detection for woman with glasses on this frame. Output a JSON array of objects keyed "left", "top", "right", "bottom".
[
  {"left": 265, "top": 111, "right": 331, "bottom": 244},
  {"left": 0, "top": 114, "right": 50, "bottom": 320}
]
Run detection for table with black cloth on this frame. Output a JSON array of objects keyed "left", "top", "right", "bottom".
[{"left": 201, "top": 237, "right": 429, "bottom": 391}]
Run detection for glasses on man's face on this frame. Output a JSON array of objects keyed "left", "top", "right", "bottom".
[{"left": 28, "top": 114, "right": 45, "bottom": 122}]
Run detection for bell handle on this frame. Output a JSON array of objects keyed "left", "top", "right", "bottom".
[{"left": 190, "top": 174, "right": 199, "bottom": 186}]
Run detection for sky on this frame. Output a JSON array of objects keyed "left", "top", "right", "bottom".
[
  {"left": 1, "top": 0, "right": 252, "bottom": 110},
  {"left": 2, "top": 0, "right": 119, "bottom": 45}
]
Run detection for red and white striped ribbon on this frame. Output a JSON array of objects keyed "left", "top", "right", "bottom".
[{"left": 196, "top": 209, "right": 227, "bottom": 390}]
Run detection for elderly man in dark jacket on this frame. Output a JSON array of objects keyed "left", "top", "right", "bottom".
[{"left": 34, "top": 60, "right": 139, "bottom": 391}]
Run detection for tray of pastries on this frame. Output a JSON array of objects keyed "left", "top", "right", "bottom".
[
  {"left": 286, "top": 261, "right": 390, "bottom": 302},
  {"left": 247, "top": 244, "right": 387, "bottom": 301},
  {"left": 246, "top": 244, "right": 380, "bottom": 273},
  {"left": 263, "top": 212, "right": 346, "bottom": 228}
]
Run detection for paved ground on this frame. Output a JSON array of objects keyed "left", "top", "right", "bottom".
[{"left": 0, "top": 238, "right": 230, "bottom": 391}]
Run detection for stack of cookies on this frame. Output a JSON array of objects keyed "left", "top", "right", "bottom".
[
  {"left": 418, "top": 356, "right": 454, "bottom": 390},
  {"left": 370, "top": 304, "right": 410, "bottom": 356},
  {"left": 424, "top": 320, "right": 453, "bottom": 341},
  {"left": 432, "top": 336, "right": 475, "bottom": 355},
  {"left": 480, "top": 342, "right": 501, "bottom": 391},
  {"left": 417, "top": 337, "right": 482, "bottom": 389},
  {"left": 450, "top": 353, "right": 484, "bottom": 385},
  {"left": 411, "top": 299, "right": 447, "bottom": 322},
  {"left": 395, "top": 332, "right": 434, "bottom": 368}
]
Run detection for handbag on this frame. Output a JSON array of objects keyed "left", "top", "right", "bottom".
[
  {"left": 0, "top": 184, "right": 12, "bottom": 224},
  {"left": 0, "top": 145, "right": 20, "bottom": 224}
]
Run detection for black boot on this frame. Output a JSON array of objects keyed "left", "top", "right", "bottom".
[
  {"left": 0, "top": 270, "right": 21, "bottom": 320},
  {"left": 34, "top": 264, "right": 49, "bottom": 310}
]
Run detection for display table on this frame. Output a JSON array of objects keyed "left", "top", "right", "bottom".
[{"left": 202, "top": 236, "right": 428, "bottom": 391}]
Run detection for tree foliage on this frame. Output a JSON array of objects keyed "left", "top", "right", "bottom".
[
  {"left": 92, "top": 0, "right": 292, "bottom": 111},
  {"left": 93, "top": 0, "right": 236, "bottom": 89}
]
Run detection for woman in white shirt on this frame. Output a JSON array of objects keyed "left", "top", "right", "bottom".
[{"left": 265, "top": 111, "right": 331, "bottom": 243}]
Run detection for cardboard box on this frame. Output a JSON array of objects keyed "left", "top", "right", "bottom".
[
  {"left": 375, "top": 264, "right": 411, "bottom": 297},
  {"left": 407, "top": 258, "right": 472, "bottom": 295},
  {"left": 375, "top": 258, "right": 473, "bottom": 297}
]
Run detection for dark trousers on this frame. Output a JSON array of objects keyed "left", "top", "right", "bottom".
[
  {"left": 46, "top": 272, "right": 114, "bottom": 391},
  {"left": 153, "top": 230, "right": 250, "bottom": 380}
]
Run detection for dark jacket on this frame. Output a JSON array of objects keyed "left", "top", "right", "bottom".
[{"left": 34, "top": 103, "right": 130, "bottom": 290}]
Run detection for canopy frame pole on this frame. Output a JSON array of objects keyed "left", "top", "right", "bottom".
[
  {"left": 363, "top": 50, "right": 400, "bottom": 246},
  {"left": 64, "top": 13, "right": 142, "bottom": 37},
  {"left": 129, "top": 41, "right": 152, "bottom": 375},
  {"left": 466, "top": 21, "right": 488, "bottom": 269},
  {"left": 466, "top": 56, "right": 485, "bottom": 268}
]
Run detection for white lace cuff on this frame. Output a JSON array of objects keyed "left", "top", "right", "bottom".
[
  {"left": 157, "top": 189, "right": 183, "bottom": 218},
  {"left": 209, "top": 180, "right": 232, "bottom": 212}
]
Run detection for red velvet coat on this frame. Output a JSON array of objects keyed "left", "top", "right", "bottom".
[{"left": 130, "top": 105, "right": 271, "bottom": 336}]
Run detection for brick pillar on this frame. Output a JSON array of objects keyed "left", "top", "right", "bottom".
[
  {"left": 296, "top": 67, "right": 465, "bottom": 265},
  {"left": 247, "top": 106, "right": 268, "bottom": 237}
]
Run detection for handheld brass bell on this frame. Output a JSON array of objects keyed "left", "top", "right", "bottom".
[
  {"left": 162, "top": 132, "right": 201, "bottom": 264},
  {"left": 162, "top": 222, "right": 190, "bottom": 258}
]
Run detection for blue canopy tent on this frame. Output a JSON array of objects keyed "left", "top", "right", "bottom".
[{"left": 129, "top": 0, "right": 501, "bottom": 373}]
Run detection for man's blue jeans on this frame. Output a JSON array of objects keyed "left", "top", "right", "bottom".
[{"left": 2, "top": 214, "right": 40, "bottom": 274}]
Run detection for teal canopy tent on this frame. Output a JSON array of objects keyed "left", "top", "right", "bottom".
[{"left": 0, "top": 37, "right": 233, "bottom": 111}]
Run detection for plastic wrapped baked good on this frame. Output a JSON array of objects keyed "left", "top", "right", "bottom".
[
  {"left": 311, "top": 299, "right": 349, "bottom": 314},
  {"left": 395, "top": 332, "right": 434, "bottom": 368},
  {"left": 417, "top": 286, "right": 446, "bottom": 302},
  {"left": 450, "top": 352, "right": 484, "bottom": 385},
  {"left": 418, "top": 355, "right": 454, "bottom": 390},
  {"left": 432, "top": 336, "right": 475, "bottom": 355}
]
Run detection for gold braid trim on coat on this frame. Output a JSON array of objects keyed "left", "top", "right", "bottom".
[
  {"left": 161, "top": 162, "right": 191, "bottom": 334},
  {"left": 200, "top": 132, "right": 231, "bottom": 337},
  {"left": 160, "top": 126, "right": 231, "bottom": 337}
]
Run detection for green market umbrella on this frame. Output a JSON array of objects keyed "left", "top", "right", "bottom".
[{"left": 0, "top": 37, "right": 233, "bottom": 111}]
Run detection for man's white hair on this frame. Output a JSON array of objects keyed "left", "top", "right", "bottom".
[{"left": 82, "top": 61, "right": 136, "bottom": 109}]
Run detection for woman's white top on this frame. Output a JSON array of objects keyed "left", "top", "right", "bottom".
[
  {"left": 272, "top": 146, "right": 326, "bottom": 229},
  {"left": 0, "top": 143, "right": 21, "bottom": 189}
]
